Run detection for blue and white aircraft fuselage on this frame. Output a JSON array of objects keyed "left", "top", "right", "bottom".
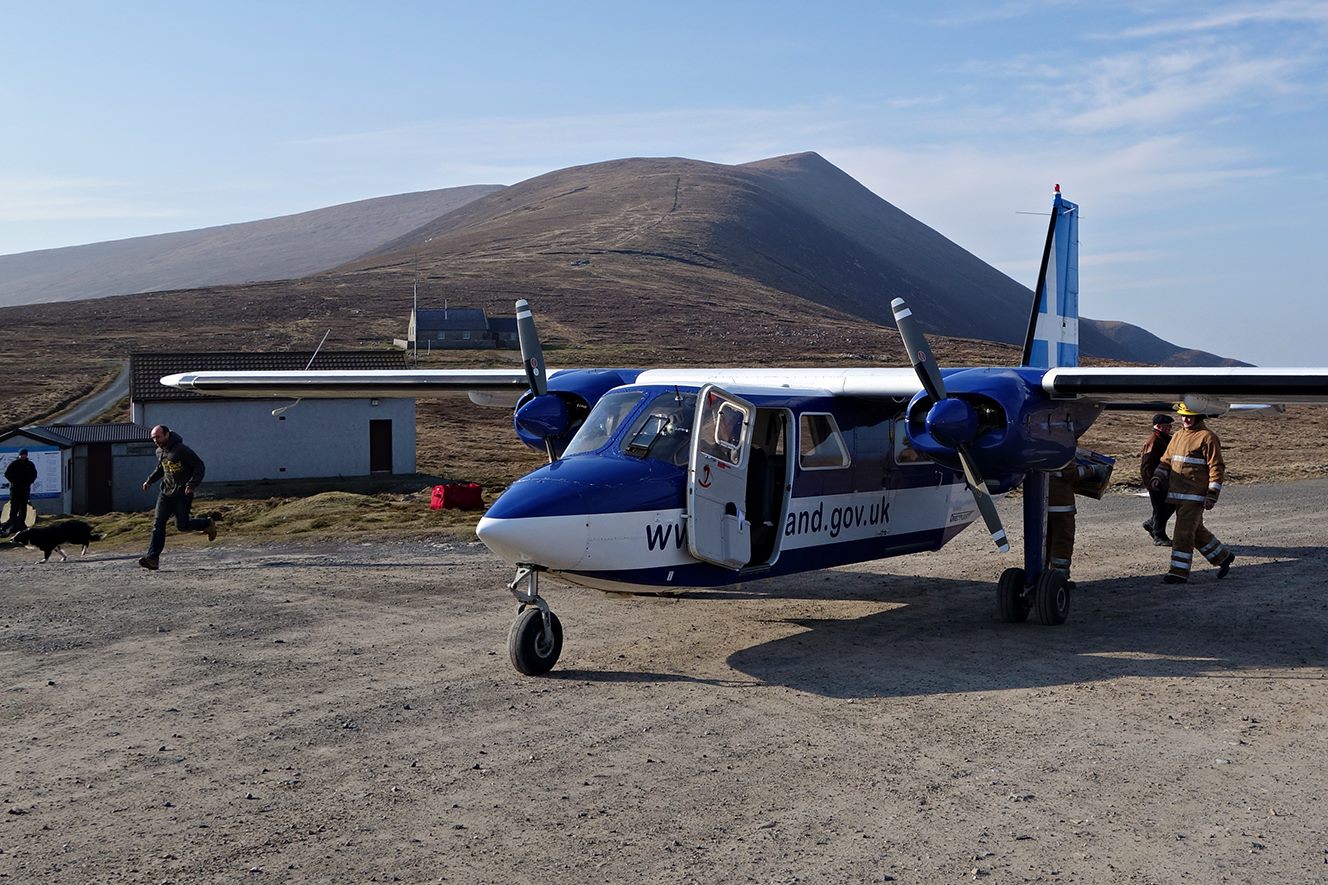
[{"left": 477, "top": 383, "right": 979, "bottom": 592}]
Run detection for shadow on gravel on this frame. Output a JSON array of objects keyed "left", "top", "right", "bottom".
[
  {"left": 550, "top": 669, "right": 755, "bottom": 688},
  {"left": 717, "top": 558, "right": 1328, "bottom": 699}
]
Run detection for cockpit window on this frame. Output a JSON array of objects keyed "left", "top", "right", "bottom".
[
  {"left": 621, "top": 391, "right": 697, "bottom": 466},
  {"left": 561, "top": 390, "right": 646, "bottom": 457}
]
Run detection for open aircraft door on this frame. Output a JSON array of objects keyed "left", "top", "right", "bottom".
[{"left": 687, "top": 385, "right": 754, "bottom": 569}]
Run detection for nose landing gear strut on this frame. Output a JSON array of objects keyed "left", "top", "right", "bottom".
[{"left": 507, "top": 565, "right": 564, "bottom": 675}]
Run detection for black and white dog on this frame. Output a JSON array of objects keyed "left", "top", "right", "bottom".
[{"left": 11, "top": 520, "right": 101, "bottom": 563}]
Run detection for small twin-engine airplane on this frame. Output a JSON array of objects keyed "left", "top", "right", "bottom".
[{"left": 164, "top": 187, "right": 1328, "bottom": 675}]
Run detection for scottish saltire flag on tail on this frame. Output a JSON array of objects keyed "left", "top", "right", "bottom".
[{"left": 1021, "top": 185, "right": 1079, "bottom": 369}]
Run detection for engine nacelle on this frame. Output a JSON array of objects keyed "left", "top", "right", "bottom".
[
  {"left": 513, "top": 368, "right": 643, "bottom": 456},
  {"left": 905, "top": 367, "right": 1101, "bottom": 482}
]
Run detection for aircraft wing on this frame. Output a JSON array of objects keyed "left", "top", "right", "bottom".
[
  {"left": 161, "top": 368, "right": 536, "bottom": 402},
  {"left": 634, "top": 367, "right": 925, "bottom": 398},
  {"left": 1043, "top": 367, "right": 1328, "bottom": 410},
  {"left": 160, "top": 367, "right": 928, "bottom": 401}
]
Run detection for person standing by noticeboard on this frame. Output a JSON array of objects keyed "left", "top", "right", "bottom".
[{"left": 2, "top": 449, "right": 37, "bottom": 536}]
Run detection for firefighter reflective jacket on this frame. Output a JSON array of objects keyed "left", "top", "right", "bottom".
[{"left": 1152, "top": 424, "right": 1224, "bottom": 506}]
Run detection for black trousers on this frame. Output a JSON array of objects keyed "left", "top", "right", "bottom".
[
  {"left": 147, "top": 492, "right": 209, "bottom": 557},
  {"left": 1146, "top": 487, "right": 1175, "bottom": 538},
  {"left": 4, "top": 486, "right": 31, "bottom": 532}
]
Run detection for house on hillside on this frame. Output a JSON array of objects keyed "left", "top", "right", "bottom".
[
  {"left": 489, "top": 316, "right": 519, "bottom": 348},
  {"left": 397, "top": 307, "right": 517, "bottom": 351},
  {"left": 1, "top": 423, "right": 157, "bottom": 516},
  {"left": 130, "top": 351, "right": 416, "bottom": 482}
]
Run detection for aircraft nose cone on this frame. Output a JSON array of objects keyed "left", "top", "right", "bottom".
[
  {"left": 476, "top": 514, "right": 589, "bottom": 568},
  {"left": 475, "top": 474, "right": 593, "bottom": 571}
]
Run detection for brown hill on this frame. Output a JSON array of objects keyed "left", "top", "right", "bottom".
[
  {"left": 1, "top": 153, "right": 1237, "bottom": 369},
  {"left": 0, "top": 152, "right": 1250, "bottom": 441},
  {"left": 350, "top": 152, "right": 1234, "bottom": 366},
  {"left": 0, "top": 185, "right": 502, "bottom": 307},
  {"left": 1089, "top": 319, "right": 1243, "bottom": 367}
]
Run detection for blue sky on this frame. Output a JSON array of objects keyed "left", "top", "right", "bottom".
[{"left": 3, "top": 1, "right": 1326, "bottom": 365}]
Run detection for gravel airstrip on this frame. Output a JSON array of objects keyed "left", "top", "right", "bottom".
[{"left": 3, "top": 481, "right": 1327, "bottom": 883}]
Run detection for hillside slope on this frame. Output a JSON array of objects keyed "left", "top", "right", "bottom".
[
  {"left": 0, "top": 185, "right": 502, "bottom": 307},
  {"left": 354, "top": 154, "right": 1240, "bottom": 366}
]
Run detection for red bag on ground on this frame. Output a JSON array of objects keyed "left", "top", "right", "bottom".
[{"left": 430, "top": 483, "right": 484, "bottom": 511}]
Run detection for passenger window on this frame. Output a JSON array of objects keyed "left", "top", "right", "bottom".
[{"left": 798, "top": 413, "right": 850, "bottom": 469}]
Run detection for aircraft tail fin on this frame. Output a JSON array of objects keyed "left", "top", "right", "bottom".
[{"left": 1021, "top": 186, "right": 1079, "bottom": 369}]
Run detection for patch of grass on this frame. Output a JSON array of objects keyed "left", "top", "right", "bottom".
[{"left": 63, "top": 486, "right": 488, "bottom": 553}]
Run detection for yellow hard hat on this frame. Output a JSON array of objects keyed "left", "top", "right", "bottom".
[{"left": 1173, "top": 402, "right": 1200, "bottom": 416}]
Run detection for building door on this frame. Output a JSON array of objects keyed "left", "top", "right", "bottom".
[
  {"left": 87, "top": 443, "right": 113, "bottom": 515},
  {"left": 369, "top": 420, "right": 393, "bottom": 473}
]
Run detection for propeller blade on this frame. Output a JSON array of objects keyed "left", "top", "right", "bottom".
[
  {"left": 956, "top": 444, "right": 1011, "bottom": 553},
  {"left": 891, "top": 297, "right": 946, "bottom": 402},
  {"left": 515, "top": 299, "right": 547, "bottom": 397}
]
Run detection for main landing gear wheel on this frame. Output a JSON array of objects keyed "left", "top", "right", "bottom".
[
  {"left": 508, "top": 607, "right": 563, "bottom": 676},
  {"left": 997, "top": 567, "right": 1029, "bottom": 623},
  {"left": 1034, "top": 568, "right": 1071, "bottom": 626}
]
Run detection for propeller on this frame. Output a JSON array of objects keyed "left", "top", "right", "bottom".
[
  {"left": 515, "top": 299, "right": 548, "bottom": 397},
  {"left": 515, "top": 299, "right": 557, "bottom": 461},
  {"left": 891, "top": 297, "right": 1010, "bottom": 553}
]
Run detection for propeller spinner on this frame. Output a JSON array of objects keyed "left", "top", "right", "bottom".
[{"left": 891, "top": 297, "right": 1010, "bottom": 553}]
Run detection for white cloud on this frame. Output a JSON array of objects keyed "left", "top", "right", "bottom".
[
  {"left": 1065, "top": 49, "right": 1303, "bottom": 132},
  {"left": 1116, "top": 0, "right": 1328, "bottom": 38},
  {"left": 0, "top": 177, "right": 184, "bottom": 223}
]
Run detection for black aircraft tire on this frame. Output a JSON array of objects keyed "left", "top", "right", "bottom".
[
  {"left": 508, "top": 608, "right": 564, "bottom": 676},
  {"left": 997, "top": 567, "right": 1029, "bottom": 623},
  {"left": 1034, "top": 568, "right": 1071, "bottom": 626}
]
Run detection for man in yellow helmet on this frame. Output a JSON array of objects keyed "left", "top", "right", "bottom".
[{"left": 1148, "top": 403, "right": 1234, "bottom": 583}]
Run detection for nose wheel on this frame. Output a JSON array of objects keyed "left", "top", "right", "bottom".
[{"left": 507, "top": 566, "right": 563, "bottom": 675}]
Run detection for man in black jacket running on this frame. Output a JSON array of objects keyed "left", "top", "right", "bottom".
[{"left": 139, "top": 425, "right": 216, "bottom": 570}]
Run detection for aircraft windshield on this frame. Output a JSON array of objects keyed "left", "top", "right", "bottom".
[
  {"left": 620, "top": 391, "right": 697, "bottom": 466},
  {"left": 561, "top": 390, "right": 647, "bottom": 457}
]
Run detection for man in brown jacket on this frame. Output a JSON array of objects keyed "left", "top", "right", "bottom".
[
  {"left": 1149, "top": 404, "right": 1234, "bottom": 584},
  {"left": 1139, "top": 413, "right": 1175, "bottom": 545}
]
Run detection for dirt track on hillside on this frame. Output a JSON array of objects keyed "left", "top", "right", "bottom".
[{"left": 3, "top": 482, "right": 1327, "bottom": 883}]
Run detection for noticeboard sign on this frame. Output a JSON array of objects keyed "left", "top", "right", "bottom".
[{"left": 1, "top": 447, "right": 63, "bottom": 500}]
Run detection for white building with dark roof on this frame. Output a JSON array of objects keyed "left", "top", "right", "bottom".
[{"left": 130, "top": 351, "right": 416, "bottom": 483}]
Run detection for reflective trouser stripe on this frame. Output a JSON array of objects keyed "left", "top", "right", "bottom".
[
  {"left": 1169, "top": 501, "right": 1226, "bottom": 577},
  {"left": 1199, "top": 536, "right": 1230, "bottom": 565}
]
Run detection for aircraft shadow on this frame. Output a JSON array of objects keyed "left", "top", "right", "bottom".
[{"left": 720, "top": 554, "right": 1326, "bottom": 698}]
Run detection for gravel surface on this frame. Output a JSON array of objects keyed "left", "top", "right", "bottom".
[{"left": 2, "top": 482, "right": 1327, "bottom": 883}]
